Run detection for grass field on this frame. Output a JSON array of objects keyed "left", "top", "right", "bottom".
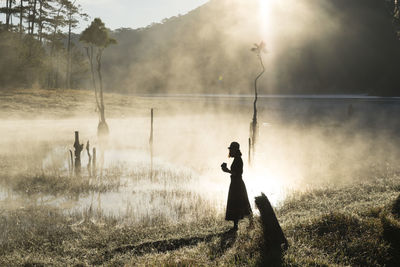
[
  {"left": 0, "top": 168, "right": 399, "bottom": 266},
  {"left": 1, "top": 88, "right": 400, "bottom": 266}
]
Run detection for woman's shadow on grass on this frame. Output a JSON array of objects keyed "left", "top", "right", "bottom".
[
  {"left": 209, "top": 228, "right": 238, "bottom": 258},
  {"left": 110, "top": 228, "right": 237, "bottom": 260}
]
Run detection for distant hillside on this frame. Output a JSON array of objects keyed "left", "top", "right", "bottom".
[{"left": 100, "top": 0, "right": 400, "bottom": 96}]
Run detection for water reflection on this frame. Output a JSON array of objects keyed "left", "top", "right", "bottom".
[{"left": 0, "top": 152, "right": 232, "bottom": 225}]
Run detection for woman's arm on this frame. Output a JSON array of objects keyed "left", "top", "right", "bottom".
[{"left": 221, "top": 163, "right": 231, "bottom": 173}]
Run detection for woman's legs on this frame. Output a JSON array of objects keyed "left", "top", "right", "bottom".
[{"left": 233, "top": 219, "right": 238, "bottom": 230}]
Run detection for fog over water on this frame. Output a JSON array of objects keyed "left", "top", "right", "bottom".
[{"left": 1, "top": 95, "right": 400, "bottom": 222}]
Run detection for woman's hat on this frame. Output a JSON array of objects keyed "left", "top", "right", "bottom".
[{"left": 228, "top": 142, "right": 240, "bottom": 150}]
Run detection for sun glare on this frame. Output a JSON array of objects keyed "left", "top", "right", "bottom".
[
  {"left": 246, "top": 167, "right": 290, "bottom": 207},
  {"left": 258, "top": 0, "right": 275, "bottom": 35}
]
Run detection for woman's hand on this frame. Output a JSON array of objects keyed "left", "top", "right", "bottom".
[{"left": 221, "top": 162, "right": 230, "bottom": 173}]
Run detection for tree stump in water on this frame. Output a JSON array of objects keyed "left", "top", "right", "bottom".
[
  {"left": 73, "top": 131, "right": 84, "bottom": 176},
  {"left": 255, "top": 193, "right": 288, "bottom": 251}
]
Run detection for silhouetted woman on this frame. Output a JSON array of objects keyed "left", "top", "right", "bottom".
[{"left": 221, "top": 141, "right": 252, "bottom": 230}]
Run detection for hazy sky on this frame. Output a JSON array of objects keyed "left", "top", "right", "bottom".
[{"left": 78, "top": 0, "right": 209, "bottom": 32}]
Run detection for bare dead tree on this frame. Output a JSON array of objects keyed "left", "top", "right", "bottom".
[
  {"left": 96, "top": 47, "right": 107, "bottom": 132},
  {"left": 249, "top": 41, "right": 266, "bottom": 165},
  {"left": 80, "top": 18, "right": 116, "bottom": 137}
]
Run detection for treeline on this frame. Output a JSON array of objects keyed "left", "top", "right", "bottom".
[
  {"left": 2, "top": 0, "right": 400, "bottom": 95},
  {"left": 0, "top": 0, "right": 87, "bottom": 89}
]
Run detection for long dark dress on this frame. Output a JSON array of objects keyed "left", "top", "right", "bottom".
[{"left": 225, "top": 156, "right": 252, "bottom": 221}]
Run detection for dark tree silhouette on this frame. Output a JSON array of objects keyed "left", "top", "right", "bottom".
[
  {"left": 65, "top": 0, "right": 87, "bottom": 88},
  {"left": 0, "top": 0, "right": 19, "bottom": 31},
  {"left": 3, "top": 0, "right": 12, "bottom": 31},
  {"left": 249, "top": 41, "right": 266, "bottom": 164},
  {"left": 80, "top": 18, "right": 117, "bottom": 137}
]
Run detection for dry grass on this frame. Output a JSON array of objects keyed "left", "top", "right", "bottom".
[
  {"left": 0, "top": 169, "right": 399, "bottom": 266},
  {"left": 11, "top": 172, "right": 121, "bottom": 196},
  {"left": 0, "top": 88, "right": 220, "bottom": 119},
  {"left": 0, "top": 161, "right": 124, "bottom": 196},
  {"left": 279, "top": 171, "right": 400, "bottom": 267}
]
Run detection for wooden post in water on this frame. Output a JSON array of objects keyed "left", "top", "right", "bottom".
[
  {"left": 248, "top": 138, "right": 252, "bottom": 165},
  {"left": 86, "top": 141, "right": 92, "bottom": 177},
  {"left": 149, "top": 108, "right": 154, "bottom": 179},
  {"left": 73, "top": 131, "right": 84, "bottom": 176},
  {"left": 92, "top": 147, "right": 97, "bottom": 177},
  {"left": 69, "top": 149, "right": 74, "bottom": 176},
  {"left": 249, "top": 122, "right": 258, "bottom": 166}
]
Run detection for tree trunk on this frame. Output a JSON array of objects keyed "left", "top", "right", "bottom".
[
  {"left": 19, "top": 0, "right": 23, "bottom": 35},
  {"left": 66, "top": 13, "right": 72, "bottom": 88},
  {"left": 249, "top": 55, "right": 265, "bottom": 164},
  {"left": 66, "top": 0, "right": 77, "bottom": 88},
  {"left": 5, "top": 0, "right": 9, "bottom": 30},
  {"left": 96, "top": 48, "right": 105, "bottom": 123},
  {"left": 27, "top": 1, "right": 31, "bottom": 34},
  {"left": 38, "top": 0, "right": 43, "bottom": 42},
  {"left": 84, "top": 46, "right": 109, "bottom": 137},
  {"left": 30, "top": 0, "right": 37, "bottom": 35},
  {"left": 96, "top": 48, "right": 109, "bottom": 137},
  {"left": 85, "top": 46, "right": 100, "bottom": 109},
  {"left": 5, "top": 0, "right": 13, "bottom": 31},
  {"left": 48, "top": 2, "right": 65, "bottom": 88}
]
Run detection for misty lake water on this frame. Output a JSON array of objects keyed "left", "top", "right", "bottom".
[{"left": 1, "top": 95, "right": 400, "bottom": 224}]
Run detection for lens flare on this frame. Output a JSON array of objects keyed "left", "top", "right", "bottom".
[{"left": 246, "top": 167, "right": 288, "bottom": 207}]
